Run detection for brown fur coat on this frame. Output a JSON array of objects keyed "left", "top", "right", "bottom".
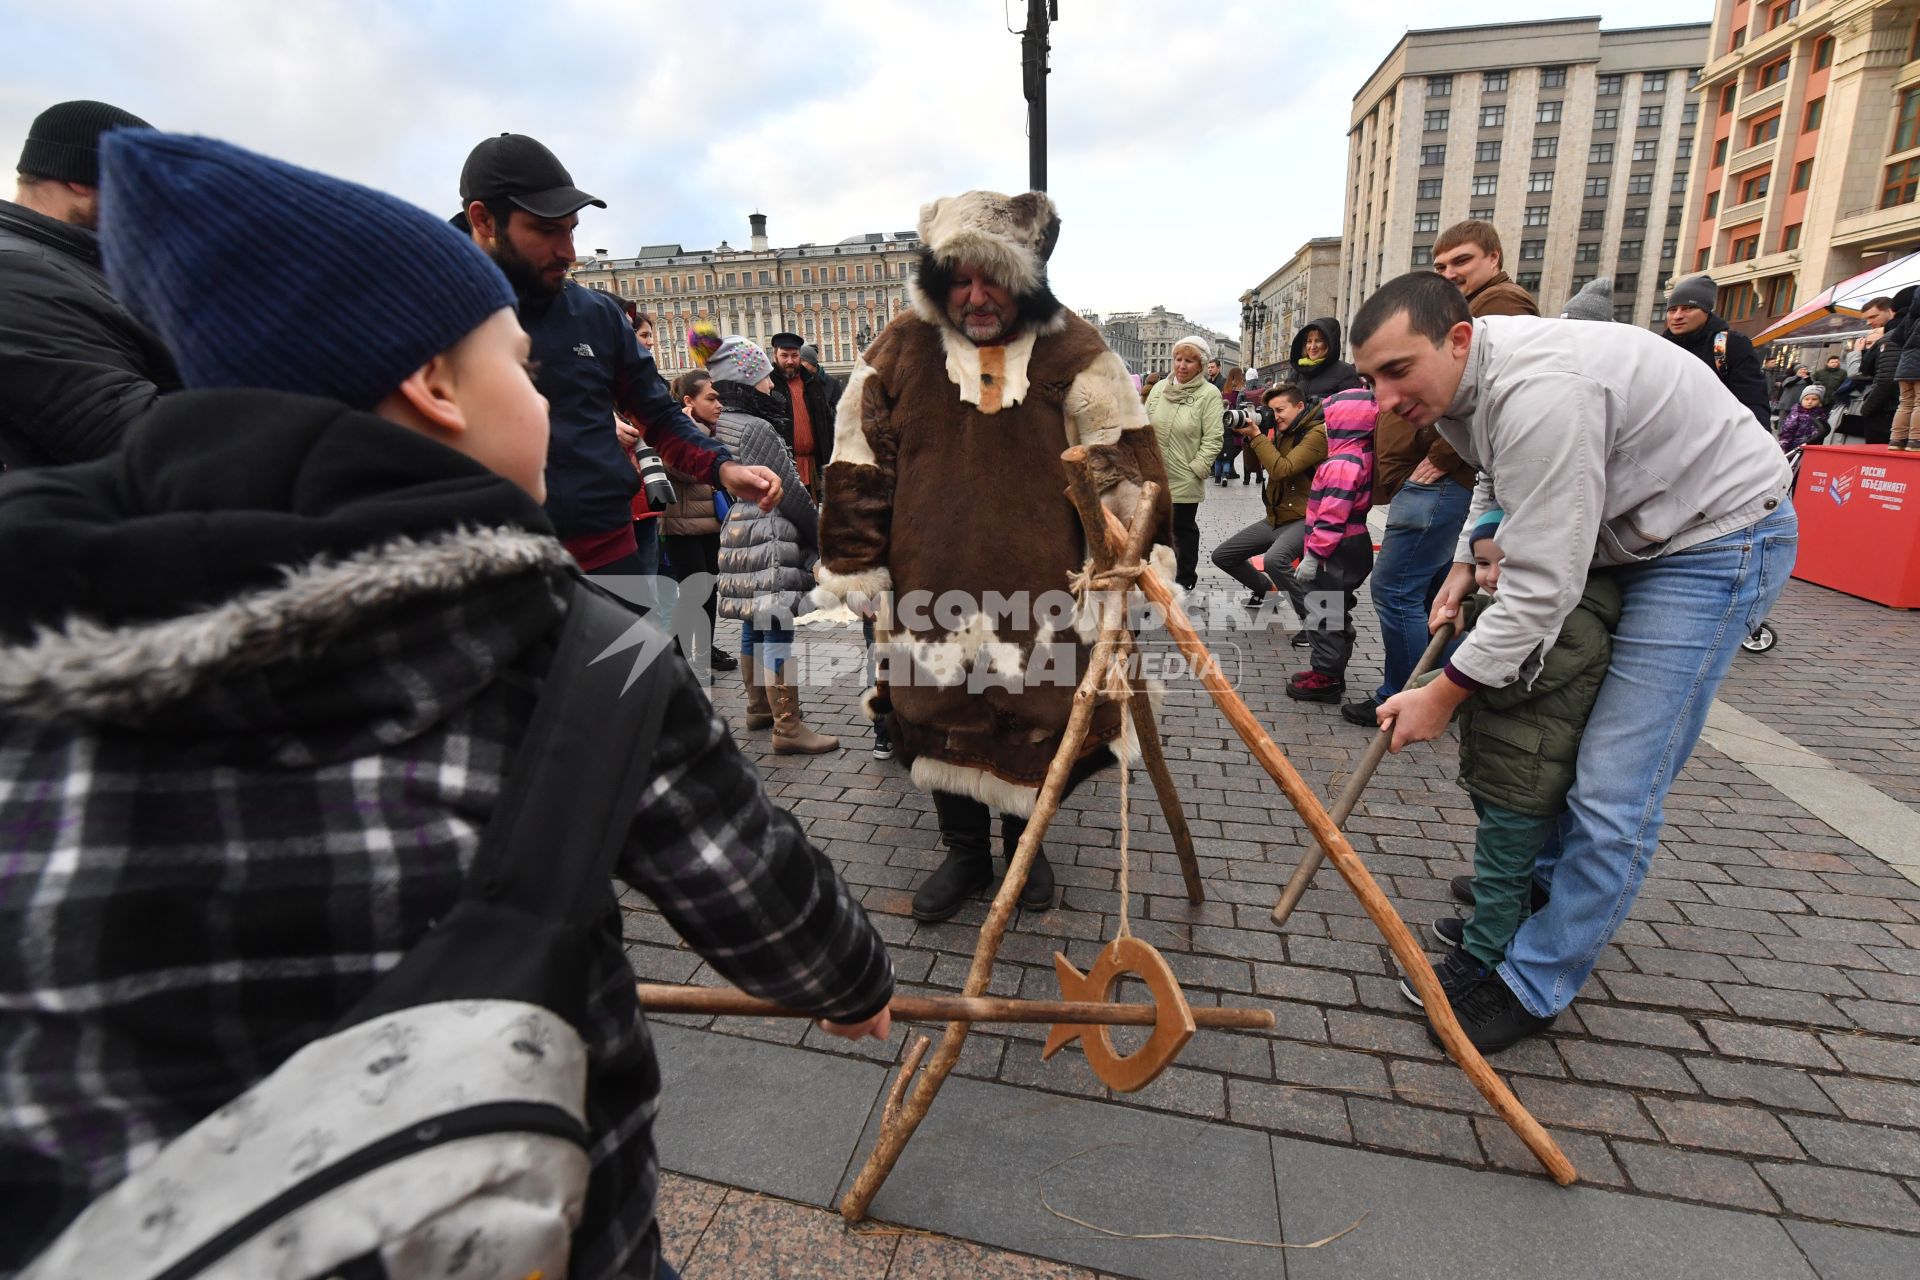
[{"left": 817, "top": 309, "right": 1171, "bottom": 814}]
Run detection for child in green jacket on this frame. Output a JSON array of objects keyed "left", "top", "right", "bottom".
[{"left": 1399, "top": 509, "right": 1622, "bottom": 1011}]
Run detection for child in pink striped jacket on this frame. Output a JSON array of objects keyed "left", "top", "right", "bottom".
[{"left": 1284, "top": 388, "right": 1378, "bottom": 702}]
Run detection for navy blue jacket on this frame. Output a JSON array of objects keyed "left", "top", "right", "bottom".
[{"left": 520, "top": 282, "right": 731, "bottom": 539}]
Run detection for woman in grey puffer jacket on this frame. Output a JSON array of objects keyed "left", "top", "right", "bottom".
[{"left": 702, "top": 335, "right": 839, "bottom": 754}]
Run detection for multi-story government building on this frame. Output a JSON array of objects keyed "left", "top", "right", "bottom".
[
  {"left": 1343, "top": 17, "right": 1710, "bottom": 327},
  {"left": 1675, "top": 0, "right": 1920, "bottom": 335},
  {"left": 1239, "top": 236, "right": 1344, "bottom": 381},
  {"left": 568, "top": 213, "right": 920, "bottom": 377}
]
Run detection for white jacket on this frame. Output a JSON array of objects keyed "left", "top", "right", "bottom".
[{"left": 1436, "top": 316, "right": 1794, "bottom": 688}]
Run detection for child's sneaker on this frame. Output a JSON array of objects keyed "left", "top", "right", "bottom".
[
  {"left": 1429, "top": 915, "right": 1466, "bottom": 949},
  {"left": 872, "top": 720, "right": 895, "bottom": 762},
  {"left": 1398, "top": 946, "right": 1489, "bottom": 1008},
  {"left": 1286, "top": 670, "right": 1345, "bottom": 702}
]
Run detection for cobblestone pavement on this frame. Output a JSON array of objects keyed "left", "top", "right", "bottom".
[
  {"left": 627, "top": 480, "right": 1920, "bottom": 1250},
  {"left": 659, "top": 1172, "right": 1113, "bottom": 1278}
]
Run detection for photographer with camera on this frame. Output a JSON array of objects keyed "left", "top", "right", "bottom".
[{"left": 1210, "top": 383, "right": 1328, "bottom": 610}]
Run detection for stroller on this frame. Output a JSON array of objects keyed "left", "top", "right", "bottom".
[{"left": 1741, "top": 444, "right": 1803, "bottom": 655}]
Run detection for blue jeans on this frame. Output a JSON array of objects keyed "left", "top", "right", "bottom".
[
  {"left": 1370, "top": 480, "right": 1473, "bottom": 703},
  {"left": 1497, "top": 504, "right": 1799, "bottom": 1016},
  {"left": 740, "top": 620, "right": 796, "bottom": 677}
]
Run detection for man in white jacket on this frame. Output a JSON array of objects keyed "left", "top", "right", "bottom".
[{"left": 1352, "top": 272, "right": 1798, "bottom": 1053}]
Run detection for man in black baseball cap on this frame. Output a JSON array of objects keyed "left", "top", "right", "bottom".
[
  {"left": 1, "top": 99, "right": 181, "bottom": 467},
  {"left": 459, "top": 132, "right": 607, "bottom": 223},
  {"left": 456, "top": 132, "right": 781, "bottom": 602}
]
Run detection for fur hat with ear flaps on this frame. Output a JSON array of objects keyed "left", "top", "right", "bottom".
[{"left": 909, "top": 189, "right": 1066, "bottom": 336}]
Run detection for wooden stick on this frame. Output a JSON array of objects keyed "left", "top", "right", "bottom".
[
  {"left": 840, "top": 488, "right": 1164, "bottom": 1222},
  {"left": 1092, "top": 504, "right": 1577, "bottom": 1187},
  {"left": 1271, "top": 623, "right": 1456, "bottom": 926},
  {"left": 882, "top": 1036, "right": 929, "bottom": 1132},
  {"left": 1050, "top": 459, "right": 1204, "bottom": 904},
  {"left": 1128, "top": 686, "right": 1205, "bottom": 905},
  {"left": 635, "top": 984, "right": 1276, "bottom": 1029}
]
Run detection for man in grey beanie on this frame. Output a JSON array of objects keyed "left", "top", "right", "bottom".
[
  {"left": 798, "top": 341, "right": 844, "bottom": 418},
  {"left": 0, "top": 99, "right": 181, "bottom": 468},
  {"left": 1662, "top": 272, "right": 1770, "bottom": 428},
  {"left": 1559, "top": 277, "right": 1615, "bottom": 323}
]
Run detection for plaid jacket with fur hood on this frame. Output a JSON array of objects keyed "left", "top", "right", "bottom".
[{"left": 0, "top": 389, "right": 894, "bottom": 1279}]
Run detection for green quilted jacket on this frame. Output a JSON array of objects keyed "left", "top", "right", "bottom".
[{"left": 1419, "top": 574, "right": 1622, "bottom": 817}]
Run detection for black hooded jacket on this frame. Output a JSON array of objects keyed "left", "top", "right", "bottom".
[
  {"left": 0, "top": 199, "right": 181, "bottom": 469},
  {"left": 1853, "top": 284, "right": 1914, "bottom": 445},
  {"left": 1663, "top": 312, "right": 1771, "bottom": 430},
  {"left": 1284, "top": 317, "right": 1364, "bottom": 400}
]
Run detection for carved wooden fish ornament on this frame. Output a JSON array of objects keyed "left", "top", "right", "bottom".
[{"left": 1042, "top": 935, "right": 1196, "bottom": 1092}]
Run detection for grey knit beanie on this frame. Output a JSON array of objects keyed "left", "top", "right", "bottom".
[
  {"left": 1666, "top": 273, "right": 1717, "bottom": 312},
  {"left": 707, "top": 335, "right": 772, "bottom": 387},
  {"left": 1560, "top": 277, "right": 1615, "bottom": 322}
]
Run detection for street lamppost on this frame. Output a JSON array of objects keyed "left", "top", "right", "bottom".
[
  {"left": 856, "top": 321, "right": 873, "bottom": 355},
  {"left": 1241, "top": 298, "right": 1268, "bottom": 379}
]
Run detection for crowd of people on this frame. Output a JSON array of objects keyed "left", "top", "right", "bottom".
[{"left": 0, "top": 98, "right": 1812, "bottom": 1278}]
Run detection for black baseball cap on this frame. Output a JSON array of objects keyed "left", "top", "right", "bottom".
[
  {"left": 458, "top": 133, "right": 605, "bottom": 219},
  {"left": 769, "top": 331, "right": 805, "bottom": 350}
]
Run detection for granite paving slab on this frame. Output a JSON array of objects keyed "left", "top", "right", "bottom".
[
  {"left": 837, "top": 1072, "right": 1286, "bottom": 1280},
  {"left": 1272, "top": 1133, "right": 1817, "bottom": 1280},
  {"left": 653, "top": 1022, "right": 886, "bottom": 1205}
]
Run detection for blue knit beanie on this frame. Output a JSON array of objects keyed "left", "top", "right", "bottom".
[
  {"left": 99, "top": 132, "right": 516, "bottom": 410},
  {"left": 1469, "top": 507, "right": 1505, "bottom": 549}
]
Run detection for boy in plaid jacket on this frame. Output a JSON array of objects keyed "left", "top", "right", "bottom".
[{"left": 0, "top": 133, "right": 893, "bottom": 1280}]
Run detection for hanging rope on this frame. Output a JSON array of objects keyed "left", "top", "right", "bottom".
[
  {"left": 1068, "top": 555, "right": 1149, "bottom": 942},
  {"left": 1112, "top": 678, "right": 1136, "bottom": 938}
]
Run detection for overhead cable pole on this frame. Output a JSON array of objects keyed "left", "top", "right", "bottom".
[{"left": 1022, "top": 0, "right": 1056, "bottom": 190}]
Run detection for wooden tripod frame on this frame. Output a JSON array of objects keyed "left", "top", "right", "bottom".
[
  {"left": 841, "top": 462, "right": 1173, "bottom": 1220},
  {"left": 837, "top": 452, "right": 1575, "bottom": 1225}
]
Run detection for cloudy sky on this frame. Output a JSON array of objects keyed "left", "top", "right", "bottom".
[{"left": 4, "top": 0, "right": 1707, "bottom": 337}]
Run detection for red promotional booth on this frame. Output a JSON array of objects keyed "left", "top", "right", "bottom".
[{"left": 1792, "top": 444, "right": 1920, "bottom": 608}]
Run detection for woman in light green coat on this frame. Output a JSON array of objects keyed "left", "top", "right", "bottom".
[{"left": 1146, "top": 335, "right": 1225, "bottom": 589}]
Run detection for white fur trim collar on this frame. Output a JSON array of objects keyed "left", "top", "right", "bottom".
[
  {"left": 0, "top": 527, "right": 572, "bottom": 721},
  {"left": 939, "top": 326, "right": 1037, "bottom": 413}
]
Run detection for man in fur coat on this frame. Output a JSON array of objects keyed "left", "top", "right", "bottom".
[{"left": 816, "top": 190, "right": 1173, "bottom": 923}]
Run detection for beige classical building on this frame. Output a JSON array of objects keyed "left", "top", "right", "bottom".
[
  {"left": 1239, "top": 236, "right": 1343, "bottom": 379},
  {"left": 1103, "top": 305, "right": 1239, "bottom": 376},
  {"left": 1674, "top": 0, "right": 1920, "bottom": 334},
  {"left": 1344, "top": 18, "right": 1710, "bottom": 327},
  {"left": 568, "top": 213, "right": 920, "bottom": 377}
]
